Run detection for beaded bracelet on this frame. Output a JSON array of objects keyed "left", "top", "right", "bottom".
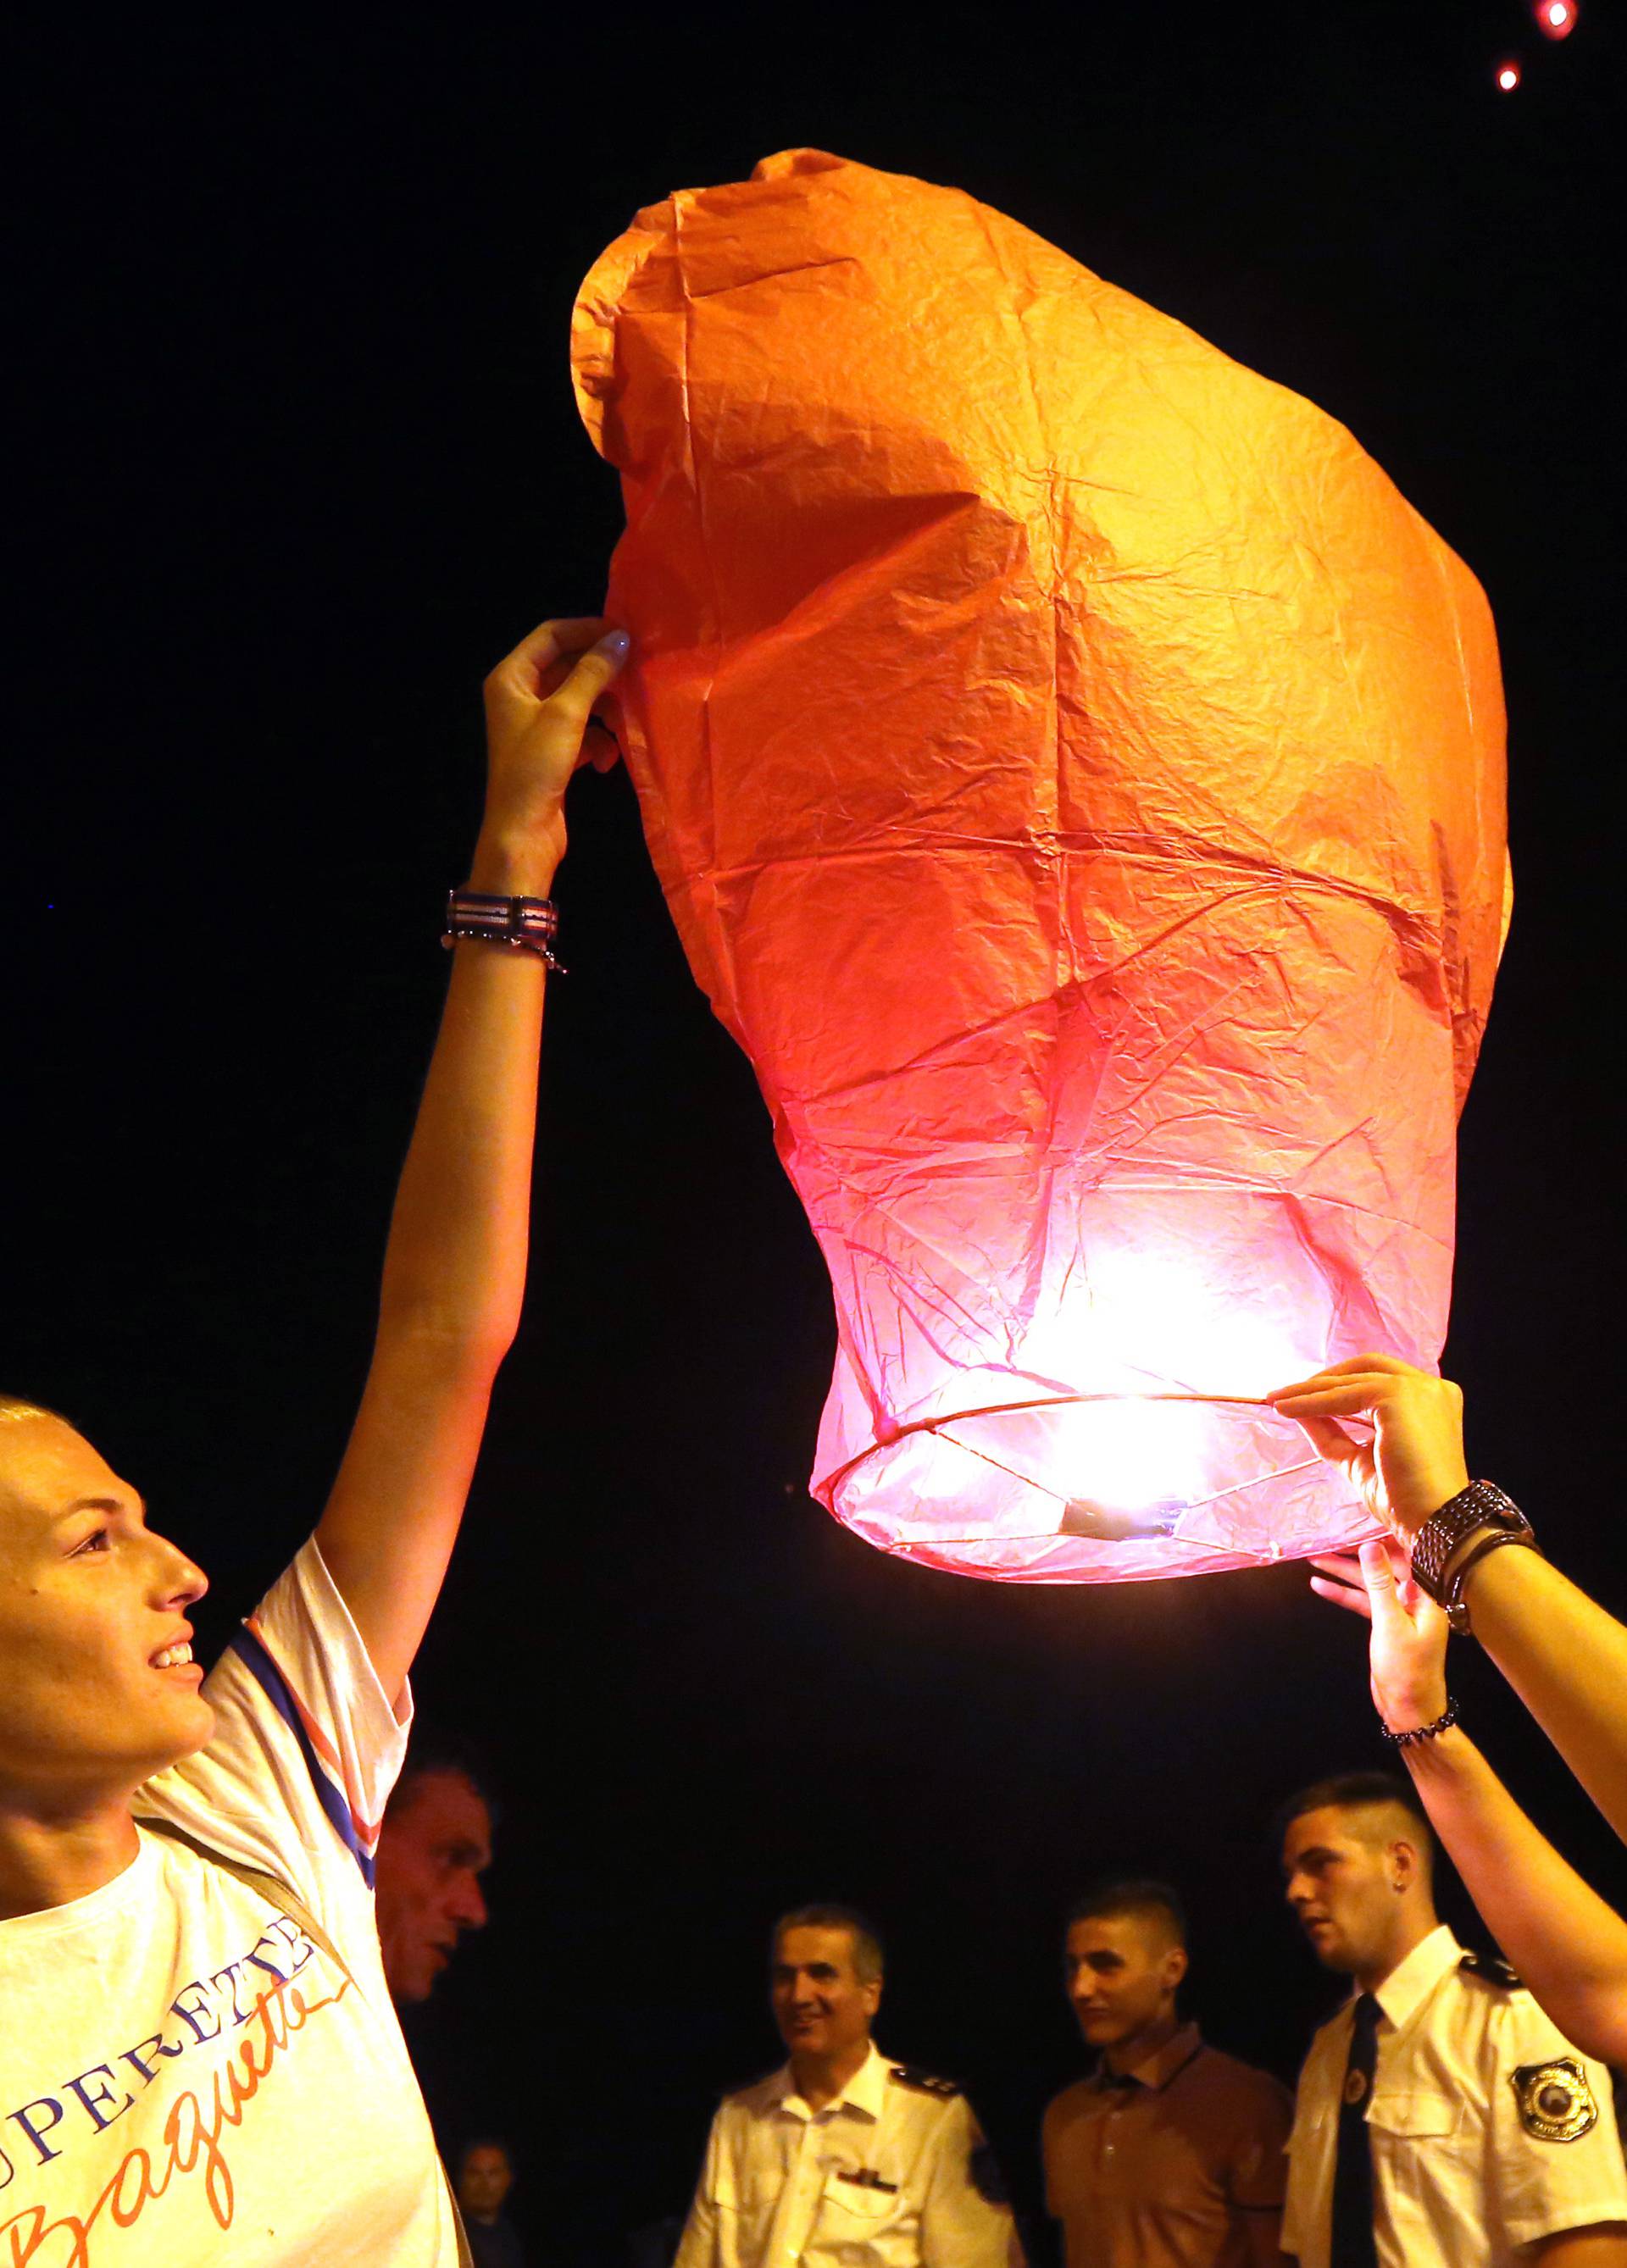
[{"left": 1382, "top": 1696, "right": 1460, "bottom": 1748}]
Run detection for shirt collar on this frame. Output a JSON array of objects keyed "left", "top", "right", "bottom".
[
  {"left": 1094, "top": 2022, "right": 1204, "bottom": 2093},
  {"left": 1371, "top": 1922, "right": 1461, "bottom": 2032},
  {"left": 773, "top": 2039, "right": 889, "bottom": 2121}
]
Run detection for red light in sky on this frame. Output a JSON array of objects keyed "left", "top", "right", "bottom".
[
  {"left": 1496, "top": 58, "right": 1523, "bottom": 90},
  {"left": 1535, "top": 0, "right": 1577, "bottom": 36}
]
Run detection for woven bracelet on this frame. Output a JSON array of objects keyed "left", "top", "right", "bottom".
[{"left": 441, "top": 887, "right": 564, "bottom": 973}]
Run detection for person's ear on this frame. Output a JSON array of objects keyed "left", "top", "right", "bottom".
[{"left": 1165, "top": 1945, "right": 1189, "bottom": 1994}]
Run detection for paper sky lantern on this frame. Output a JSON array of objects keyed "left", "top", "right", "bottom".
[{"left": 571, "top": 150, "right": 1508, "bottom": 1583}]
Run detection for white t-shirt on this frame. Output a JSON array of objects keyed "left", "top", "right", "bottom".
[{"left": 0, "top": 1539, "right": 460, "bottom": 2265}]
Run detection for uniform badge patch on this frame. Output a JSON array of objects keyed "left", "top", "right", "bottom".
[{"left": 1513, "top": 2058, "right": 1598, "bottom": 2142}]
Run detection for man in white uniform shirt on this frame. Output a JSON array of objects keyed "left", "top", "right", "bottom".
[
  {"left": 1279, "top": 1772, "right": 1627, "bottom": 2268},
  {"left": 675, "top": 1905, "right": 1022, "bottom": 2268}
]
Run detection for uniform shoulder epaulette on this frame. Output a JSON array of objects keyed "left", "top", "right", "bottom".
[
  {"left": 1460, "top": 1949, "right": 1521, "bottom": 1989},
  {"left": 888, "top": 2064, "right": 962, "bottom": 2099}
]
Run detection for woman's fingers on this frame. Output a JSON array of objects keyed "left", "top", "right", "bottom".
[
  {"left": 1358, "top": 1534, "right": 1402, "bottom": 1603},
  {"left": 581, "top": 718, "right": 623, "bottom": 774},
  {"left": 546, "top": 629, "right": 630, "bottom": 732},
  {"left": 1269, "top": 1380, "right": 1390, "bottom": 1418},
  {"left": 1288, "top": 1411, "right": 1371, "bottom": 1467},
  {"left": 475, "top": 616, "right": 631, "bottom": 865},
  {"left": 1310, "top": 1550, "right": 1365, "bottom": 1583},
  {"left": 488, "top": 614, "right": 610, "bottom": 695},
  {"left": 484, "top": 620, "right": 608, "bottom": 716},
  {"left": 1272, "top": 1353, "right": 1428, "bottom": 1393},
  {"left": 1275, "top": 1367, "right": 1468, "bottom": 1539},
  {"left": 1308, "top": 1548, "right": 1382, "bottom": 1616},
  {"left": 1308, "top": 1572, "right": 1374, "bottom": 1619}
]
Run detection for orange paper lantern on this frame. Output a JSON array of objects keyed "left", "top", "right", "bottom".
[{"left": 572, "top": 151, "right": 1508, "bottom": 1582}]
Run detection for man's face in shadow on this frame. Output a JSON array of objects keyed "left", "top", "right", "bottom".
[
  {"left": 458, "top": 2143, "right": 514, "bottom": 2223},
  {"left": 375, "top": 1767, "right": 491, "bottom": 2004}
]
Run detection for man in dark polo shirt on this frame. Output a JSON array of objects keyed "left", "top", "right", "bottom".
[{"left": 1042, "top": 1880, "right": 1291, "bottom": 2268}]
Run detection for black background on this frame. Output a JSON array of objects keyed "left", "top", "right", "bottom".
[{"left": 6, "top": 3, "right": 1622, "bottom": 2254}]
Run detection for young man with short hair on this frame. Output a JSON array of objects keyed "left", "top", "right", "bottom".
[
  {"left": 1042, "top": 1879, "right": 1291, "bottom": 2268},
  {"left": 1280, "top": 1772, "right": 1627, "bottom": 2266}
]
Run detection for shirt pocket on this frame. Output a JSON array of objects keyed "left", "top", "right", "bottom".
[
  {"left": 1367, "top": 2089, "right": 1463, "bottom": 2144},
  {"left": 818, "top": 2173, "right": 909, "bottom": 2265},
  {"left": 712, "top": 2171, "right": 779, "bottom": 2249}
]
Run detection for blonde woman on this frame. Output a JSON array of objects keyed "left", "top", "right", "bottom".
[{"left": 1, "top": 615, "right": 626, "bottom": 2263}]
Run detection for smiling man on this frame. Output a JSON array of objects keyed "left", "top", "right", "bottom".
[
  {"left": 1042, "top": 1881, "right": 1291, "bottom": 2268},
  {"left": 674, "top": 1905, "right": 1021, "bottom": 2268},
  {"left": 1280, "top": 1772, "right": 1627, "bottom": 2268}
]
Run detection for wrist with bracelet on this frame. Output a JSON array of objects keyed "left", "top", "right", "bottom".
[
  {"left": 1376, "top": 1481, "right": 1539, "bottom": 1747},
  {"left": 1382, "top": 1694, "right": 1460, "bottom": 1749},
  {"left": 441, "top": 885, "right": 565, "bottom": 972},
  {"left": 1408, "top": 1478, "right": 1540, "bottom": 1635}
]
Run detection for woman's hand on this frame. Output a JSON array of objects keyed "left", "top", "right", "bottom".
[
  {"left": 1311, "top": 1539, "right": 1452, "bottom": 1734},
  {"left": 1268, "top": 1354, "right": 1469, "bottom": 1544},
  {"left": 474, "top": 615, "right": 630, "bottom": 892}
]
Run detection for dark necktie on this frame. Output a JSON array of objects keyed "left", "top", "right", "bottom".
[{"left": 1330, "top": 1992, "right": 1380, "bottom": 2268}]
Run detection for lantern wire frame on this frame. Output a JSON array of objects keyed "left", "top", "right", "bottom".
[
  {"left": 836, "top": 1391, "right": 1302, "bottom": 1490},
  {"left": 818, "top": 1391, "right": 1380, "bottom": 1565}
]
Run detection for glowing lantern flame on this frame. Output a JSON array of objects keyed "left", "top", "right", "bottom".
[
  {"left": 1535, "top": 0, "right": 1576, "bottom": 36},
  {"left": 572, "top": 152, "right": 1509, "bottom": 1583},
  {"left": 1497, "top": 58, "right": 1524, "bottom": 88}
]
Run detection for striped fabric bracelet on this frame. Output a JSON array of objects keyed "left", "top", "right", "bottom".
[{"left": 441, "top": 887, "right": 564, "bottom": 972}]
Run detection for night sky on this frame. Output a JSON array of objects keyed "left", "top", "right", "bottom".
[{"left": 7, "top": 5, "right": 1622, "bottom": 2254}]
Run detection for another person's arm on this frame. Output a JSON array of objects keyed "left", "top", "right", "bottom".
[
  {"left": 1271, "top": 1356, "right": 1627, "bottom": 1848},
  {"left": 1446, "top": 1546, "right": 1627, "bottom": 1852},
  {"left": 313, "top": 615, "right": 628, "bottom": 1704},
  {"left": 1312, "top": 1538, "right": 1627, "bottom": 2066},
  {"left": 1228, "top": 2091, "right": 1291, "bottom": 2268}
]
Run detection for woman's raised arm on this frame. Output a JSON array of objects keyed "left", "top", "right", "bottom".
[{"left": 313, "top": 615, "right": 628, "bottom": 1705}]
